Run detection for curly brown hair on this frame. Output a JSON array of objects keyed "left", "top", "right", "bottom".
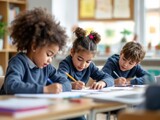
[
  {"left": 121, "top": 41, "right": 146, "bottom": 63},
  {"left": 10, "top": 8, "right": 68, "bottom": 51},
  {"left": 73, "top": 27, "right": 101, "bottom": 55}
]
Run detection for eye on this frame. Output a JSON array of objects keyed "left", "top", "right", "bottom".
[
  {"left": 129, "top": 62, "right": 134, "bottom": 65},
  {"left": 77, "top": 57, "right": 83, "bottom": 61},
  {"left": 122, "top": 58, "right": 127, "bottom": 61},
  {"left": 86, "top": 60, "right": 91, "bottom": 64},
  {"left": 47, "top": 52, "right": 54, "bottom": 57}
]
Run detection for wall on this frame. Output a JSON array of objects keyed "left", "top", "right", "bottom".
[
  {"left": 28, "top": 0, "right": 52, "bottom": 14},
  {"left": 27, "top": 0, "right": 78, "bottom": 37},
  {"left": 52, "top": 0, "right": 78, "bottom": 36}
]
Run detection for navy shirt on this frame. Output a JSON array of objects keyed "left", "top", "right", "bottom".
[
  {"left": 57, "top": 55, "right": 114, "bottom": 87},
  {"left": 102, "top": 54, "right": 150, "bottom": 85},
  {"left": 0, "top": 52, "right": 71, "bottom": 94}
]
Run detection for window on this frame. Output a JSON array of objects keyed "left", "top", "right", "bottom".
[{"left": 145, "top": 0, "right": 160, "bottom": 47}]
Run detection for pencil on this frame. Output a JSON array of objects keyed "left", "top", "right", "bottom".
[
  {"left": 113, "top": 71, "right": 120, "bottom": 78},
  {"left": 65, "top": 72, "right": 77, "bottom": 82}
]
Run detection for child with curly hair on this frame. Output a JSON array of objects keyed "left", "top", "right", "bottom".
[
  {"left": 58, "top": 27, "right": 114, "bottom": 90},
  {"left": 0, "top": 8, "right": 71, "bottom": 94}
]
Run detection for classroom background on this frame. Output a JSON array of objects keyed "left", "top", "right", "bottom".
[{"left": 0, "top": 0, "right": 160, "bottom": 76}]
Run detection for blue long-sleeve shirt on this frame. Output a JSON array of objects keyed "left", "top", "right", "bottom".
[
  {"left": 102, "top": 54, "right": 150, "bottom": 85},
  {"left": 0, "top": 52, "right": 71, "bottom": 94},
  {"left": 57, "top": 55, "right": 114, "bottom": 87}
]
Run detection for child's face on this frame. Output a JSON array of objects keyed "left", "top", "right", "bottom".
[
  {"left": 119, "top": 53, "right": 138, "bottom": 71},
  {"left": 28, "top": 44, "right": 59, "bottom": 68},
  {"left": 71, "top": 50, "right": 94, "bottom": 71}
]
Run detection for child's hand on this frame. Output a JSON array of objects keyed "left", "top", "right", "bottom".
[
  {"left": 90, "top": 81, "right": 106, "bottom": 90},
  {"left": 126, "top": 78, "right": 132, "bottom": 84},
  {"left": 72, "top": 81, "right": 85, "bottom": 90},
  {"left": 115, "top": 77, "right": 127, "bottom": 86},
  {"left": 44, "top": 83, "right": 62, "bottom": 94}
]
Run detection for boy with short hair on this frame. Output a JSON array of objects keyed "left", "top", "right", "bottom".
[{"left": 102, "top": 41, "right": 150, "bottom": 86}]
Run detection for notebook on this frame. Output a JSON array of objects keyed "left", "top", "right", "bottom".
[{"left": 0, "top": 98, "right": 51, "bottom": 118}]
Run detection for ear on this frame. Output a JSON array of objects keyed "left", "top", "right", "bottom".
[
  {"left": 120, "top": 51, "right": 123, "bottom": 55},
  {"left": 70, "top": 48, "right": 75, "bottom": 57},
  {"left": 31, "top": 42, "right": 37, "bottom": 52},
  {"left": 136, "top": 62, "right": 140, "bottom": 66}
]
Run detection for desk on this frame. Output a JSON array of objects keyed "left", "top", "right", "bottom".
[
  {"left": 0, "top": 96, "right": 127, "bottom": 120},
  {"left": 0, "top": 96, "right": 91, "bottom": 120},
  {"left": 87, "top": 86, "right": 147, "bottom": 120},
  {"left": 0, "top": 86, "right": 146, "bottom": 120}
]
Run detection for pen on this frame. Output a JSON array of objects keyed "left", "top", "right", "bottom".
[
  {"left": 47, "top": 78, "right": 53, "bottom": 84},
  {"left": 65, "top": 72, "right": 77, "bottom": 82},
  {"left": 113, "top": 71, "right": 120, "bottom": 78}
]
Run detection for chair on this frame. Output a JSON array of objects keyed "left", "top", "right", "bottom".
[
  {"left": 0, "top": 76, "right": 4, "bottom": 89},
  {"left": 118, "top": 109, "right": 160, "bottom": 120}
]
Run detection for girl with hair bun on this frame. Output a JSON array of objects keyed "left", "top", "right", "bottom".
[{"left": 58, "top": 27, "right": 114, "bottom": 90}]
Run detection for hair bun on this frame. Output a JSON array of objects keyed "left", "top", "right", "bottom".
[
  {"left": 88, "top": 32, "right": 101, "bottom": 44},
  {"left": 74, "top": 27, "right": 86, "bottom": 38}
]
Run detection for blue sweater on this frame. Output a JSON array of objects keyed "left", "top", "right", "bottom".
[
  {"left": 102, "top": 54, "right": 150, "bottom": 85},
  {"left": 0, "top": 52, "right": 71, "bottom": 94},
  {"left": 57, "top": 55, "right": 114, "bottom": 87}
]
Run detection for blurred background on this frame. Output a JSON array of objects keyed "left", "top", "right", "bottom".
[{"left": 0, "top": 0, "right": 160, "bottom": 76}]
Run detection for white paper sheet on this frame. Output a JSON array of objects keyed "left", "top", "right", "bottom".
[
  {"left": 85, "top": 90, "right": 145, "bottom": 105},
  {"left": 16, "top": 92, "right": 88, "bottom": 99}
]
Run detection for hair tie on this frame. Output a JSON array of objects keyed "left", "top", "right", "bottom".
[{"left": 89, "top": 34, "right": 94, "bottom": 40}]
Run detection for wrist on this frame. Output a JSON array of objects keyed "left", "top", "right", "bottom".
[
  {"left": 99, "top": 81, "right": 106, "bottom": 87},
  {"left": 43, "top": 86, "right": 48, "bottom": 93}
]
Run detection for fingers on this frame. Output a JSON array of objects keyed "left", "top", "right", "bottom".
[
  {"left": 115, "top": 77, "right": 127, "bottom": 85},
  {"left": 75, "top": 81, "right": 85, "bottom": 90},
  {"left": 78, "top": 81, "right": 85, "bottom": 86},
  {"left": 72, "top": 81, "right": 85, "bottom": 90},
  {"left": 90, "top": 82, "right": 103, "bottom": 90},
  {"left": 47, "top": 83, "right": 62, "bottom": 94},
  {"left": 53, "top": 87, "right": 62, "bottom": 94}
]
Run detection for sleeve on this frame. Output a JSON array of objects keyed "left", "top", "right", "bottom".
[
  {"left": 130, "top": 65, "right": 151, "bottom": 85},
  {"left": 4, "top": 59, "right": 43, "bottom": 94},
  {"left": 57, "top": 60, "right": 71, "bottom": 79},
  {"left": 48, "top": 65, "right": 71, "bottom": 92},
  {"left": 102, "top": 58, "right": 114, "bottom": 75},
  {"left": 90, "top": 63, "right": 114, "bottom": 87}
]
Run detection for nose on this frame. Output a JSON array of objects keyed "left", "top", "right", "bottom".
[
  {"left": 123, "top": 62, "right": 128, "bottom": 67},
  {"left": 48, "top": 57, "right": 52, "bottom": 64},
  {"left": 80, "top": 61, "right": 86, "bottom": 68}
]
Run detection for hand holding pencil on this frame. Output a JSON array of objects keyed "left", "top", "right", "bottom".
[
  {"left": 113, "top": 71, "right": 127, "bottom": 85},
  {"left": 65, "top": 72, "right": 85, "bottom": 90}
]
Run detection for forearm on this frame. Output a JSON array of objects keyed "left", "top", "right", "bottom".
[
  {"left": 61, "top": 81, "right": 72, "bottom": 91},
  {"left": 4, "top": 82, "right": 43, "bottom": 94}
]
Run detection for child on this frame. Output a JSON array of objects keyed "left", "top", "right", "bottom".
[
  {"left": 0, "top": 8, "right": 71, "bottom": 94},
  {"left": 58, "top": 27, "right": 114, "bottom": 90},
  {"left": 102, "top": 41, "right": 150, "bottom": 86}
]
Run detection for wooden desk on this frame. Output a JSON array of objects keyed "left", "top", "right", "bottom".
[
  {"left": 1, "top": 86, "right": 145, "bottom": 120},
  {"left": 0, "top": 96, "right": 91, "bottom": 120},
  {"left": 118, "top": 109, "right": 160, "bottom": 120},
  {"left": 0, "top": 96, "right": 127, "bottom": 120}
]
